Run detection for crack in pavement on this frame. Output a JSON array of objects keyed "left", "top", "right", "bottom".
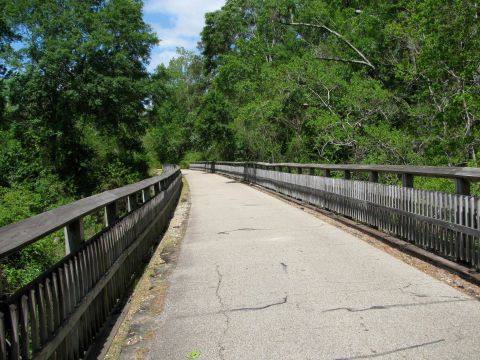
[
  {"left": 215, "top": 265, "right": 230, "bottom": 360},
  {"left": 230, "top": 296, "right": 288, "bottom": 312},
  {"left": 399, "top": 283, "right": 464, "bottom": 300},
  {"left": 322, "top": 299, "right": 470, "bottom": 313},
  {"left": 335, "top": 339, "right": 446, "bottom": 359},
  {"left": 217, "top": 228, "right": 271, "bottom": 235}
]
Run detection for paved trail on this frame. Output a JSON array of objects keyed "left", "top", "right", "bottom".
[{"left": 147, "top": 170, "right": 480, "bottom": 360}]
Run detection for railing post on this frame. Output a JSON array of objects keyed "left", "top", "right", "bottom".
[
  {"left": 297, "top": 167, "right": 302, "bottom": 174},
  {"left": 402, "top": 174, "right": 414, "bottom": 188},
  {"left": 127, "top": 193, "right": 137, "bottom": 212},
  {"left": 64, "top": 219, "right": 84, "bottom": 255},
  {"left": 344, "top": 170, "right": 351, "bottom": 180},
  {"left": 105, "top": 202, "right": 118, "bottom": 227},
  {"left": 154, "top": 182, "right": 162, "bottom": 195},
  {"left": 142, "top": 187, "right": 151, "bottom": 203},
  {"left": 455, "top": 178, "right": 470, "bottom": 195},
  {"left": 369, "top": 171, "right": 379, "bottom": 183},
  {"left": 324, "top": 169, "right": 331, "bottom": 177},
  {"left": 211, "top": 161, "right": 216, "bottom": 173},
  {"left": 309, "top": 168, "right": 315, "bottom": 176}
]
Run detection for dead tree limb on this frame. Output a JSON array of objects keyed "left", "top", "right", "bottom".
[{"left": 283, "top": 20, "right": 375, "bottom": 69}]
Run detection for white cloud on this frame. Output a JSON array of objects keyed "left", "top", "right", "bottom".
[
  {"left": 144, "top": 0, "right": 225, "bottom": 70},
  {"left": 149, "top": 50, "right": 179, "bottom": 70}
]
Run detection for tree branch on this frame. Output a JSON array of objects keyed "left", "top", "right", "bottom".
[
  {"left": 283, "top": 19, "right": 375, "bottom": 69},
  {"left": 314, "top": 53, "right": 374, "bottom": 68}
]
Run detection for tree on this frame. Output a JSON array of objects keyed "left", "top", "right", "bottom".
[{"left": 6, "top": 0, "right": 158, "bottom": 194}]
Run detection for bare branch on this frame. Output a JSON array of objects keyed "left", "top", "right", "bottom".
[
  {"left": 283, "top": 19, "right": 375, "bottom": 69},
  {"left": 306, "top": 85, "right": 337, "bottom": 115}
]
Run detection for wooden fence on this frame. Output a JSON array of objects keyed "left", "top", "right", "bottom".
[
  {"left": 0, "top": 166, "right": 182, "bottom": 359},
  {"left": 191, "top": 162, "right": 480, "bottom": 270}
]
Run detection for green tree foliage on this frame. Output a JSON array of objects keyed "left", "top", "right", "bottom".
[
  {"left": 150, "top": 0, "right": 478, "bottom": 169},
  {"left": 4, "top": 0, "right": 157, "bottom": 194},
  {"left": 145, "top": 49, "right": 205, "bottom": 165},
  {"left": 0, "top": 0, "right": 157, "bottom": 293}
]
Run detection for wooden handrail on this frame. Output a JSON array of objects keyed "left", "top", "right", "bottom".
[
  {"left": 196, "top": 161, "right": 480, "bottom": 180},
  {"left": 0, "top": 166, "right": 181, "bottom": 259},
  {"left": 192, "top": 161, "right": 480, "bottom": 195}
]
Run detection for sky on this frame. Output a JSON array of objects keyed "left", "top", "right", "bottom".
[{"left": 143, "top": 0, "right": 226, "bottom": 71}]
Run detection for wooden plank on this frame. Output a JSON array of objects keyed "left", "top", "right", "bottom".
[
  {"left": 9, "top": 304, "right": 20, "bottom": 359},
  {"left": 476, "top": 198, "right": 480, "bottom": 268},
  {"left": 28, "top": 289, "right": 40, "bottom": 352},
  {"left": 51, "top": 273, "right": 61, "bottom": 328},
  {"left": 44, "top": 279, "right": 55, "bottom": 336},
  {"left": 0, "top": 312, "right": 6, "bottom": 360},
  {"left": 38, "top": 284, "right": 48, "bottom": 344},
  {"left": 58, "top": 268, "right": 69, "bottom": 320},
  {"left": 104, "top": 202, "right": 118, "bottom": 227},
  {"left": 251, "top": 162, "right": 480, "bottom": 180},
  {"left": 19, "top": 295, "right": 30, "bottom": 359},
  {"left": 64, "top": 219, "right": 84, "bottom": 255}
]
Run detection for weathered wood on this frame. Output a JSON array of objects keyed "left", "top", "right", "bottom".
[
  {"left": 65, "top": 219, "right": 84, "bottom": 255},
  {"left": 44, "top": 280, "right": 55, "bottom": 335},
  {"left": 104, "top": 202, "right": 118, "bottom": 227},
  {"left": 0, "top": 312, "right": 6, "bottom": 360},
  {"left": 32, "top": 179, "right": 182, "bottom": 360},
  {"left": 127, "top": 194, "right": 137, "bottom": 212},
  {"left": 9, "top": 304, "right": 20, "bottom": 359},
  {"left": 0, "top": 167, "right": 180, "bottom": 259},
  {"left": 142, "top": 187, "right": 151, "bottom": 203},
  {"left": 28, "top": 289, "right": 40, "bottom": 353},
  {"left": 19, "top": 296, "right": 29, "bottom": 359},
  {"left": 52, "top": 273, "right": 61, "bottom": 328},
  {"left": 37, "top": 284, "right": 48, "bottom": 345},
  {"left": 254, "top": 162, "right": 480, "bottom": 180},
  {"left": 455, "top": 178, "right": 470, "bottom": 195},
  {"left": 0, "top": 169, "right": 182, "bottom": 360}
]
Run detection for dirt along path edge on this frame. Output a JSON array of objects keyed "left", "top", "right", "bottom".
[{"left": 103, "top": 176, "right": 191, "bottom": 360}]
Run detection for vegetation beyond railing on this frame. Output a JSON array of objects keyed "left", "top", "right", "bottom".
[
  {"left": 191, "top": 162, "right": 480, "bottom": 270},
  {"left": 0, "top": 165, "right": 182, "bottom": 360}
]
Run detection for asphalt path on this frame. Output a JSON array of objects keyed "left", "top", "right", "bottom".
[{"left": 147, "top": 170, "right": 480, "bottom": 360}]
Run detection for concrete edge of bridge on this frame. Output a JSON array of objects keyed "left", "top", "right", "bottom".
[{"left": 214, "top": 172, "right": 480, "bottom": 296}]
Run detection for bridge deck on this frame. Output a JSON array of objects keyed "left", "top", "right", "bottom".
[{"left": 147, "top": 170, "right": 480, "bottom": 359}]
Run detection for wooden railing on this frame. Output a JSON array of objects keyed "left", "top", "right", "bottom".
[
  {"left": 191, "top": 162, "right": 480, "bottom": 270},
  {"left": 0, "top": 166, "right": 182, "bottom": 360}
]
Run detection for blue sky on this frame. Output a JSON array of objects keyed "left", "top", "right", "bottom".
[{"left": 143, "top": 0, "right": 226, "bottom": 71}]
